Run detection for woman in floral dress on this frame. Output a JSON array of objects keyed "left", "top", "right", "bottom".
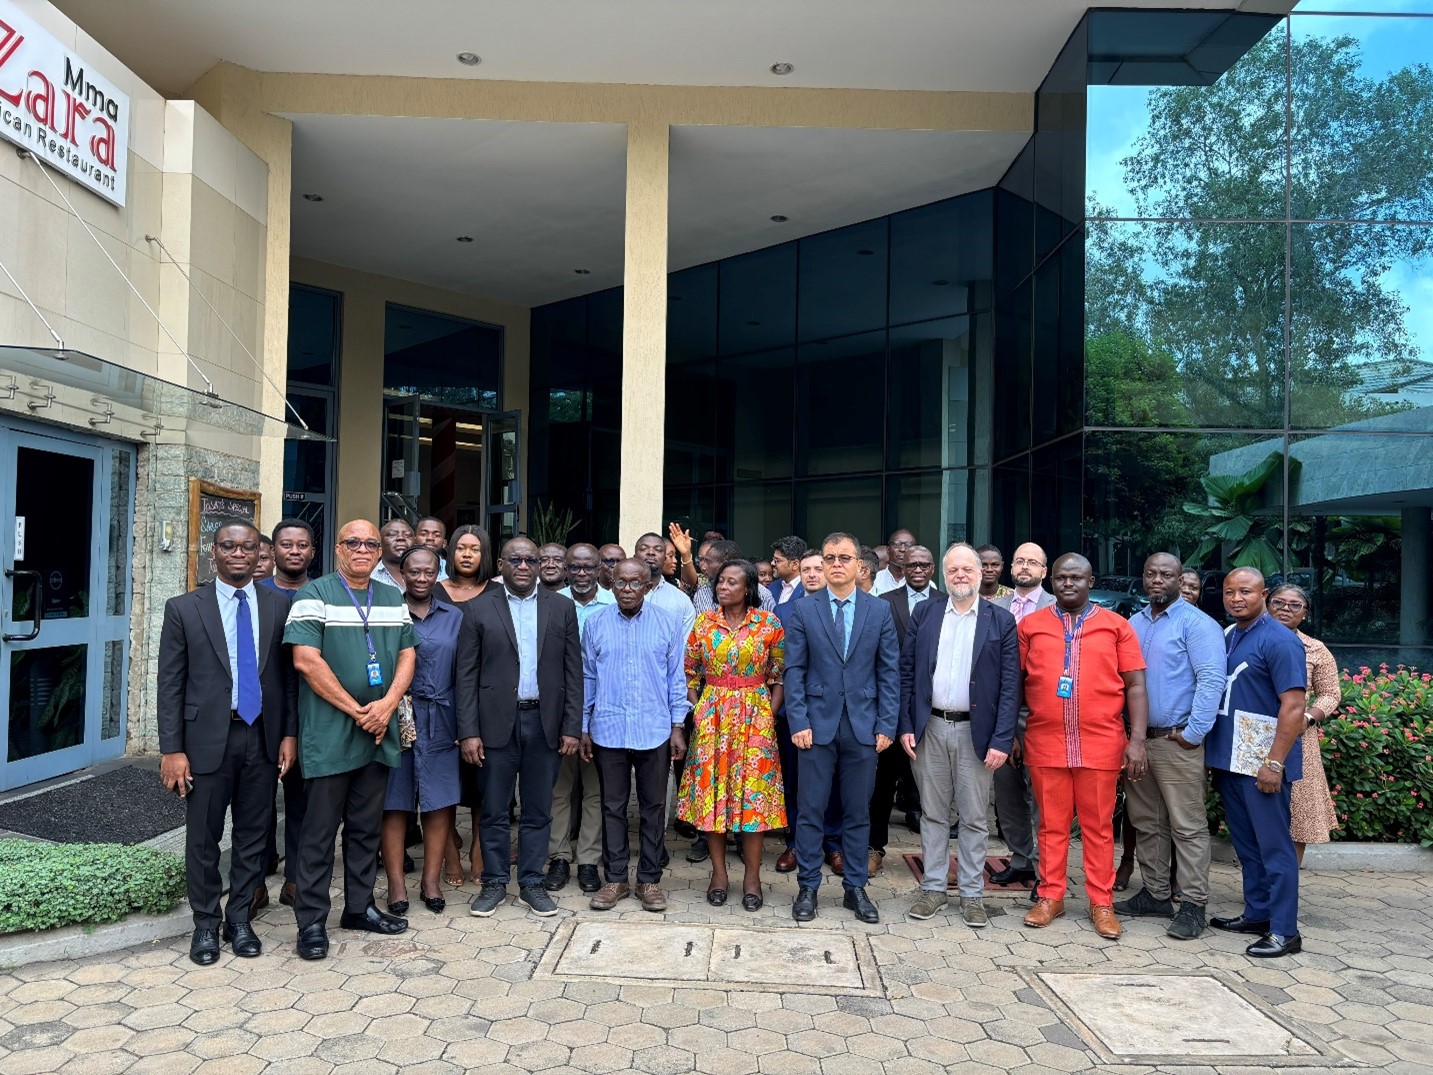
[{"left": 677, "top": 559, "right": 786, "bottom": 911}]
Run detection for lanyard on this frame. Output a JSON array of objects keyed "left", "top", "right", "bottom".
[
  {"left": 1057, "top": 605, "right": 1094, "bottom": 675},
  {"left": 340, "top": 577, "right": 377, "bottom": 659}
]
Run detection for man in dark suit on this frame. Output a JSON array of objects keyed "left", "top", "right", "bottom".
[
  {"left": 767, "top": 536, "right": 808, "bottom": 606},
  {"left": 868, "top": 544, "right": 942, "bottom": 873},
  {"left": 158, "top": 519, "right": 297, "bottom": 965},
  {"left": 898, "top": 543, "right": 1021, "bottom": 926},
  {"left": 773, "top": 549, "right": 831, "bottom": 874},
  {"left": 784, "top": 532, "right": 901, "bottom": 924},
  {"left": 457, "top": 536, "right": 582, "bottom": 919},
  {"left": 990, "top": 541, "right": 1055, "bottom": 886}
]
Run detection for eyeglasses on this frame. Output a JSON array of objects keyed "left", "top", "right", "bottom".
[
  {"left": 1268, "top": 599, "right": 1306, "bottom": 612},
  {"left": 1011, "top": 557, "right": 1045, "bottom": 568},
  {"left": 611, "top": 579, "right": 645, "bottom": 591},
  {"left": 216, "top": 541, "right": 260, "bottom": 554},
  {"left": 569, "top": 563, "right": 596, "bottom": 573},
  {"left": 823, "top": 554, "right": 855, "bottom": 565},
  {"left": 505, "top": 556, "right": 539, "bottom": 567},
  {"left": 339, "top": 539, "right": 381, "bottom": 552},
  {"left": 888, "top": 540, "right": 913, "bottom": 549},
  {"left": 600, "top": 557, "right": 623, "bottom": 566}
]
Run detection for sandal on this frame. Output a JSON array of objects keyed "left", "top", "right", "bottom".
[
  {"left": 706, "top": 887, "right": 728, "bottom": 907},
  {"left": 742, "top": 892, "right": 763, "bottom": 912}
]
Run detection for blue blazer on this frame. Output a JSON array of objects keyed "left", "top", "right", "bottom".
[
  {"left": 767, "top": 578, "right": 805, "bottom": 606},
  {"left": 898, "top": 596, "right": 1021, "bottom": 757},
  {"left": 783, "top": 588, "right": 900, "bottom": 746}
]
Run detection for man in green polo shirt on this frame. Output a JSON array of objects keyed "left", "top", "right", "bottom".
[{"left": 285, "top": 519, "right": 418, "bottom": 960}]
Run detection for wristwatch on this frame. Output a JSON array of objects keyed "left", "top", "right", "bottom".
[{"left": 1262, "top": 757, "right": 1285, "bottom": 774}]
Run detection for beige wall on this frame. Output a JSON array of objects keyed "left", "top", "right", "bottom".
[{"left": 289, "top": 257, "right": 530, "bottom": 527}]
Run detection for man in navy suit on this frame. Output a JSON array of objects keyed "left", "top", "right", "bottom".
[
  {"left": 898, "top": 543, "right": 1021, "bottom": 926},
  {"left": 767, "top": 536, "right": 808, "bottom": 606},
  {"left": 784, "top": 532, "right": 901, "bottom": 923}
]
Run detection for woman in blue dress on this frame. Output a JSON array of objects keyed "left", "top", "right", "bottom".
[{"left": 380, "top": 545, "right": 463, "bottom": 914}]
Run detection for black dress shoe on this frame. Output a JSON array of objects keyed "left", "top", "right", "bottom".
[
  {"left": 904, "top": 810, "right": 923, "bottom": 834},
  {"left": 222, "top": 920, "right": 262, "bottom": 958},
  {"left": 686, "top": 839, "right": 710, "bottom": 863},
  {"left": 792, "top": 887, "right": 818, "bottom": 922},
  {"left": 544, "top": 858, "right": 571, "bottom": 892},
  {"left": 1210, "top": 914, "right": 1271, "bottom": 935},
  {"left": 339, "top": 905, "right": 408, "bottom": 935},
  {"left": 843, "top": 887, "right": 880, "bottom": 924},
  {"left": 297, "top": 923, "right": 328, "bottom": 960},
  {"left": 989, "top": 864, "right": 1037, "bottom": 886},
  {"left": 189, "top": 927, "right": 221, "bottom": 966},
  {"left": 673, "top": 819, "right": 698, "bottom": 840},
  {"left": 1247, "top": 932, "right": 1302, "bottom": 958},
  {"left": 577, "top": 864, "right": 601, "bottom": 893},
  {"left": 421, "top": 892, "right": 446, "bottom": 914},
  {"left": 388, "top": 900, "right": 409, "bottom": 916}
]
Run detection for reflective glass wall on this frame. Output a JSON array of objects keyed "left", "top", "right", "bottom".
[{"left": 1085, "top": 2, "right": 1433, "bottom": 661}]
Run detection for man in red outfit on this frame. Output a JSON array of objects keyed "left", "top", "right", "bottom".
[{"left": 1018, "top": 552, "right": 1148, "bottom": 940}]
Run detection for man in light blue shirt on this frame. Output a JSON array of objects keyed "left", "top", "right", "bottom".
[
  {"left": 634, "top": 531, "right": 697, "bottom": 640},
  {"left": 547, "top": 542, "right": 614, "bottom": 893},
  {"left": 580, "top": 559, "right": 689, "bottom": 914},
  {"left": 1120, "top": 552, "right": 1227, "bottom": 940}
]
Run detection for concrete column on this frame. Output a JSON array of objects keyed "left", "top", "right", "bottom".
[
  {"left": 1401, "top": 507, "right": 1429, "bottom": 647},
  {"left": 618, "top": 121, "right": 669, "bottom": 551},
  {"left": 335, "top": 293, "right": 386, "bottom": 526}
]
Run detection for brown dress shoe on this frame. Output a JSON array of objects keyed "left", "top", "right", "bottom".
[
  {"left": 1023, "top": 897, "right": 1066, "bottom": 928},
  {"left": 1089, "top": 904, "right": 1123, "bottom": 939},
  {"left": 636, "top": 883, "right": 667, "bottom": 912},
  {"left": 867, "top": 849, "right": 884, "bottom": 877},
  {"left": 826, "top": 850, "right": 846, "bottom": 875},
  {"left": 775, "top": 848, "right": 797, "bottom": 873},
  {"left": 279, "top": 882, "right": 297, "bottom": 907},
  {"left": 588, "top": 881, "right": 630, "bottom": 911},
  {"left": 251, "top": 884, "right": 270, "bottom": 912}
]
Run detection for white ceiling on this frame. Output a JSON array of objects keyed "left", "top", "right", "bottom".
[
  {"left": 286, "top": 116, "right": 1025, "bottom": 307},
  {"left": 55, "top": 0, "right": 1265, "bottom": 98}
]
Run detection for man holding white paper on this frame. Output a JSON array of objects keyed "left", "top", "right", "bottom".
[{"left": 1207, "top": 567, "right": 1308, "bottom": 959}]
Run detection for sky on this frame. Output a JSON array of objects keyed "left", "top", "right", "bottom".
[{"left": 1085, "top": 4, "right": 1433, "bottom": 366}]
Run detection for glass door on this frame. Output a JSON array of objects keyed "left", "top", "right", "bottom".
[
  {"left": 382, "top": 394, "right": 422, "bottom": 522},
  {"left": 0, "top": 424, "right": 133, "bottom": 791},
  {"left": 484, "top": 410, "right": 522, "bottom": 545}
]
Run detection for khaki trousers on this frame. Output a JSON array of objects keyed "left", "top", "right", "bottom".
[{"left": 1124, "top": 736, "right": 1211, "bottom": 905}]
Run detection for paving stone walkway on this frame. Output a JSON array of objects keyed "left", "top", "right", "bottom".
[{"left": 1, "top": 831, "right": 1430, "bottom": 1074}]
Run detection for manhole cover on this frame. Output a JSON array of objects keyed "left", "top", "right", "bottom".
[
  {"left": 536, "top": 921, "right": 882, "bottom": 996},
  {"left": 1028, "top": 970, "right": 1345, "bottom": 1067}
]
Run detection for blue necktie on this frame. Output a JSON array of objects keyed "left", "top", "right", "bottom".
[
  {"left": 833, "top": 598, "right": 849, "bottom": 659},
  {"left": 235, "top": 590, "right": 261, "bottom": 724}
]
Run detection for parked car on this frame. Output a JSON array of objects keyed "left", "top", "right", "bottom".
[{"left": 1088, "top": 588, "right": 1144, "bottom": 618}]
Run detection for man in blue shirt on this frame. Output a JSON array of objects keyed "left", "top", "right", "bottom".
[
  {"left": 1208, "top": 568, "right": 1308, "bottom": 958},
  {"left": 580, "top": 559, "right": 689, "bottom": 913},
  {"left": 1120, "top": 553, "right": 1227, "bottom": 940}
]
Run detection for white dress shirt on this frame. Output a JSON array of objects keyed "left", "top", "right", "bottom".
[
  {"left": 873, "top": 566, "right": 902, "bottom": 596},
  {"left": 931, "top": 598, "right": 979, "bottom": 712}
]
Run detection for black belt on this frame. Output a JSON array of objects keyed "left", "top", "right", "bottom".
[
  {"left": 1147, "top": 724, "right": 1187, "bottom": 740},
  {"left": 931, "top": 708, "right": 970, "bottom": 722},
  {"left": 230, "top": 710, "right": 262, "bottom": 722},
  {"left": 516, "top": 699, "right": 540, "bottom": 710}
]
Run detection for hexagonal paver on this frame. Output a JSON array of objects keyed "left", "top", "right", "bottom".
[
  {"left": 642, "top": 1004, "right": 698, "bottom": 1030},
  {"left": 632, "top": 1045, "right": 697, "bottom": 1075}
]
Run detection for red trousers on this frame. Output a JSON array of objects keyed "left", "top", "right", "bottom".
[{"left": 1028, "top": 765, "right": 1120, "bottom": 906}]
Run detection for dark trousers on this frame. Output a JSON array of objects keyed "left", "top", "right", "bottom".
[
  {"left": 186, "top": 716, "right": 276, "bottom": 929},
  {"left": 293, "top": 759, "right": 389, "bottom": 929},
  {"left": 262, "top": 760, "right": 307, "bottom": 884},
  {"left": 1217, "top": 770, "right": 1299, "bottom": 936},
  {"left": 592, "top": 742, "right": 668, "bottom": 885},
  {"left": 868, "top": 739, "right": 916, "bottom": 853},
  {"left": 480, "top": 708, "right": 562, "bottom": 888},
  {"left": 778, "top": 712, "right": 844, "bottom": 853},
  {"left": 795, "top": 712, "right": 878, "bottom": 891}
]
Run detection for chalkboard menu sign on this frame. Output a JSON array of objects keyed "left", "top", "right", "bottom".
[{"left": 188, "top": 479, "right": 262, "bottom": 589}]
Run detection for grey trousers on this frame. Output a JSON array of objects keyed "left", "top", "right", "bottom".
[
  {"left": 547, "top": 753, "right": 603, "bottom": 867},
  {"left": 993, "top": 758, "right": 1039, "bottom": 870},
  {"left": 1124, "top": 736, "right": 1212, "bottom": 905},
  {"left": 911, "top": 718, "right": 993, "bottom": 897}
]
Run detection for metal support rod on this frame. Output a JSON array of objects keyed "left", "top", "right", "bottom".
[{"left": 0, "top": 251, "right": 64, "bottom": 349}]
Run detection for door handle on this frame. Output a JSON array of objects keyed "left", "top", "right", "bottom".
[{"left": 4, "top": 569, "right": 41, "bottom": 641}]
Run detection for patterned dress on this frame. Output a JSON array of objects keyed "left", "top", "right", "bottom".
[
  {"left": 676, "top": 609, "right": 788, "bottom": 833},
  {"left": 1290, "top": 630, "right": 1341, "bottom": 844}
]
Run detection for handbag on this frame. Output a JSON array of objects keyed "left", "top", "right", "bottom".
[{"left": 397, "top": 695, "right": 417, "bottom": 749}]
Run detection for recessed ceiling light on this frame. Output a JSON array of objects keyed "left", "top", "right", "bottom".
[
  {"left": 770, "top": 62, "right": 794, "bottom": 76},
  {"left": 669, "top": 295, "right": 683, "bottom": 302},
  {"left": 770, "top": 215, "right": 789, "bottom": 223},
  {"left": 746, "top": 320, "right": 761, "bottom": 327},
  {"left": 457, "top": 52, "right": 482, "bottom": 66},
  {"left": 856, "top": 249, "right": 874, "bottom": 256},
  {"left": 302, "top": 193, "right": 323, "bottom": 202},
  {"left": 931, "top": 279, "right": 949, "bottom": 286},
  {"left": 574, "top": 268, "right": 591, "bottom": 275},
  {"left": 456, "top": 235, "right": 474, "bottom": 243}
]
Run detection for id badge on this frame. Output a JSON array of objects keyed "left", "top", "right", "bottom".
[
  {"left": 1057, "top": 675, "right": 1073, "bottom": 699},
  {"left": 367, "top": 658, "right": 384, "bottom": 688}
]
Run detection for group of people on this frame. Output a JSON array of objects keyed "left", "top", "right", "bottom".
[{"left": 158, "top": 514, "right": 1332, "bottom": 967}]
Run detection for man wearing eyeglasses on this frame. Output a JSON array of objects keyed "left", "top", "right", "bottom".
[
  {"left": 597, "top": 544, "right": 626, "bottom": 591},
  {"left": 1120, "top": 552, "right": 1226, "bottom": 941},
  {"left": 872, "top": 529, "right": 916, "bottom": 596},
  {"left": 784, "top": 532, "right": 901, "bottom": 923},
  {"left": 283, "top": 520, "right": 418, "bottom": 960},
  {"left": 159, "top": 520, "right": 298, "bottom": 965},
  {"left": 457, "top": 537, "right": 583, "bottom": 919}
]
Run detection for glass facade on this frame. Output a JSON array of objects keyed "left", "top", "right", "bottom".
[
  {"left": 284, "top": 284, "right": 341, "bottom": 575},
  {"left": 529, "top": 1, "right": 1431, "bottom": 656}
]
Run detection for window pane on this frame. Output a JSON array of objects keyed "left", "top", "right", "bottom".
[
  {"left": 720, "top": 244, "right": 797, "bottom": 356},
  {"left": 799, "top": 219, "right": 888, "bottom": 342},
  {"left": 384, "top": 305, "right": 501, "bottom": 409},
  {"left": 795, "top": 331, "right": 886, "bottom": 477},
  {"left": 101, "top": 639, "right": 124, "bottom": 740},
  {"left": 719, "top": 349, "right": 794, "bottom": 481},
  {"left": 733, "top": 483, "right": 793, "bottom": 555},
  {"left": 889, "top": 193, "right": 991, "bottom": 327},
  {"left": 9, "top": 646, "right": 87, "bottom": 761},
  {"left": 107, "top": 447, "right": 132, "bottom": 616},
  {"left": 1289, "top": 223, "right": 1433, "bottom": 428},
  {"left": 1086, "top": 219, "right": 1287, "bottom": 429},
  {"left": 669, "top": 264, "right": 718, "bottom": 365},
  {"left": 888, "top": 317, "right": 970, "bottom": 471},
  {"left": 995, "top": 142, "right": 1035, "bottom": 297},
  {"left": 885, "top": 472, "right": 949, "bottom": 555},
  {"left": 287, "top": 284, "right": 339, "bottom": 386},
  {"left": 795, "top": 477, "right": 881, "bottom": 551},
  {"left": 993, "top": 283, "right": 1032, "bottom": 459},
  {"left": 667, "top": 360, "right": 721, "bottom": 487}
]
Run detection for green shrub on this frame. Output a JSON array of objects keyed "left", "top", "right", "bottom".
[
  {"left": 1321, "top": 664, "right": 1433, "bottom": 847},
  {"left": 0, "top": 839, "right": 187, "bottom": 934}
]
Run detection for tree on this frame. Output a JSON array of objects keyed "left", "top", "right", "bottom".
[{"left": 1088, "top": 27, "right": 1433, "bottom": 429}]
